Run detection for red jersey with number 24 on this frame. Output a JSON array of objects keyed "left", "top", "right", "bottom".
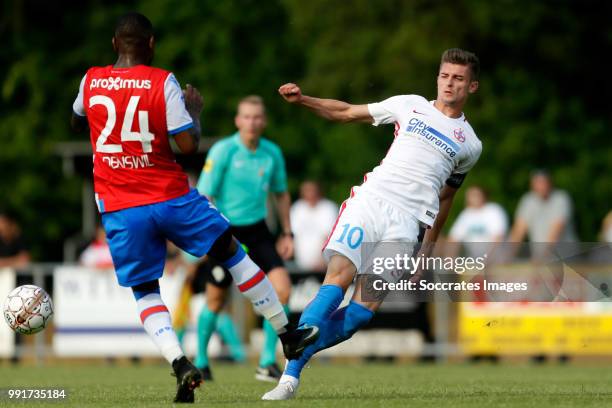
[{"left": 73, "top": 65, "right": 193, "bottom": 213}]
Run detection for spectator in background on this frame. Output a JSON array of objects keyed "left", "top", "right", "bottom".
[
  {"left": 448, "top": 185, "right": 508, "bottom": 257},
  {"left": 448, "top": 186, "right": 508, "bottom": 362},
  {"left": 0, "top": 211, "right": 30, "bottom": 268},
  {"left": 290, "top": 181, "right": 338, "bottom": 272},
  {"left": 509, "top": 170, "right": 577, "bottom": 363},
  {"left": 79, "top": 224, "right": 113, "bottom": 269},
  {"left": 510, "top": 170, "right": 577, "bottom": 245},
  {"left": 509, "top": 170, "right": 578, "bottom": 292}
]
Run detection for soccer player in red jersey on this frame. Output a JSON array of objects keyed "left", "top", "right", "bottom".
[{"left": 71, "top": 12, "right": 313, "bottom": 403}]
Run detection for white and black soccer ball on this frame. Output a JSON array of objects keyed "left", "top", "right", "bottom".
[{"left": 3, "top": 285, "right": 54, "bottom": 335}]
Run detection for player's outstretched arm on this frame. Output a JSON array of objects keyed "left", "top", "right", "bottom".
[
  {"left": 174, "top": 84, "right": 203, "bottom": 154},
  {"left": 278, "top": 83, "right": 373, "bottom": 124}
]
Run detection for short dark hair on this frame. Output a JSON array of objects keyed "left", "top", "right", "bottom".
[
  {"left": 441, "top": 48, "right": 480, "bottom": 81},
  {"left": 114, "top": 12, "right": 153, "bottom": 50}
]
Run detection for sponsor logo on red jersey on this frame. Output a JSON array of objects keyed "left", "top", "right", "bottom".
[
  {"left": 83, "top": 65, "right": 189, "bottom": 212},
  {"left": 89, "top": 77, "right": 152, "bottom": 90}
]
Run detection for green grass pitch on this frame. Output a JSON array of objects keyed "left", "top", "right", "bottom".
[{"left": 1, "top": 362, "right": 611, "bottom": 407}]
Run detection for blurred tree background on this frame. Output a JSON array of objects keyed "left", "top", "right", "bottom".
[{"left": 1, "top": 0, "right": 610, "bottom": 260}]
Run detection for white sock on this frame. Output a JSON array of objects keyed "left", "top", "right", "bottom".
[
  {"left": 137, "top": 293, "right": 184, "bottom": 364},
  {"left": 227, "top": 254, "right": 288, "bottom": 331},
  {"left": 267, "top": 310, "right": 290, "bottom": 333},
  {"left": 280, "top": 374, "right": 299, "bottom": 386}
]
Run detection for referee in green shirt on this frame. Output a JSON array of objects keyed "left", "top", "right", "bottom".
[{"left": 196, "top": 95, "right": 293, "bottom": 382}]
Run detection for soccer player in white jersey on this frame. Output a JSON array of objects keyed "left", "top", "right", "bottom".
[{"left": 263, "top": 48, "right": 482, "bottom": 400}]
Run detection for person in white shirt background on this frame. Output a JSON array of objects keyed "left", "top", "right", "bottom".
[
  {"left": 448, "top": 185, "right": 508, "bottom": 257},
  {"left": 447, "top": 185, "right": 508, "bottom": 363},
  {"left": 290, "top": 181, "right": 339, "bottom": 272}
]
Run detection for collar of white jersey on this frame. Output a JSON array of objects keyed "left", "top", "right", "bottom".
[{"left": 429, "top": 100, "right": 465, "bottom": 121}]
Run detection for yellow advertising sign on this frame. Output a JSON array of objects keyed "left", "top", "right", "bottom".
[{"left": 459, "top": 302, "right": 612, "bottom": 354}]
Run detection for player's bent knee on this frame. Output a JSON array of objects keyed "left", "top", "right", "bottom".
[
  {"left": 131, "top": 279, "right": 160, "bottom": 299},
  {"left": 207, "top": 228, "right": 235, "bottom": 262}
]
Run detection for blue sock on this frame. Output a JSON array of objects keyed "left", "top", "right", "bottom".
[
  {"left": 318, "top": 301, "right": 374, "bottom": 349},
  {"left": 285, "top": 301, "right": 374, "bottom": 379},
  {"left": 298, "top": 284, "right": 344, "bottom": 328}
]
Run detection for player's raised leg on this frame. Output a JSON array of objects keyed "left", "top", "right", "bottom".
[
  {"left": 263, "top": 193, "right": 398, "bottom": 400},
  {"left": 285, "top": 254, "right": 356, "bottom": 357},
  {"left": 207, "top": 231, "right": 293, "bottom": 338},
  {"left": 157, "top": 189, "right": 313, "bottom": 361},
  {"left": 262, "top": 255, "right": 378, "bottom": 400},
  {"left": 279, "top": 194, "right": 376, "bottom": 361},
  {"left": 257, "top": 266, "right": 291, "bottom": 381}
]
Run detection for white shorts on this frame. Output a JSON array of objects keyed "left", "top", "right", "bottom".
[{"left": 323, "top": 190, "right": 423, "bottom": 282}]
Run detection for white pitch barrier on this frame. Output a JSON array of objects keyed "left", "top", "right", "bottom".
[{"left": 52, "top": 265, "right": 223, "bottom": 357}]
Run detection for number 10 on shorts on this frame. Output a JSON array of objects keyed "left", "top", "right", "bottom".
[{"left": 336, "top": 224, "right": 364, "bottom": 249}]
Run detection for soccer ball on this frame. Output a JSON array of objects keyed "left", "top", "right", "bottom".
[{"left": 3, "top": 285, "right": 54, "bottom": 335}]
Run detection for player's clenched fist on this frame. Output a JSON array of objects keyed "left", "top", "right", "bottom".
[
  {"left": 278, "top": 83, "right": 302, "bottom": 103},
  {"left": 183, "top": 84, "right": 203, "bottom": 116}
]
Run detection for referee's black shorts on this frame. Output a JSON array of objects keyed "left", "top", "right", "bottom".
[{"left": 193, "top": 220, "right": 285, "bottom": 291}]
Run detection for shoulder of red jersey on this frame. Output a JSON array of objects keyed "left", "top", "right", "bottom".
[
  {"left": 84, "top": 65, "right": 113, "bottom": 77},
  {"left": 140, "top": 65, "right": 173, "bottom": 79},
  {"left": 83, "top": 65, "right": 173, "bottom": 79}
]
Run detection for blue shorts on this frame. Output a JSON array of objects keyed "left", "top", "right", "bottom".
[{"left": 101, "top": 189, "right": 230, "bottom": 287}]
